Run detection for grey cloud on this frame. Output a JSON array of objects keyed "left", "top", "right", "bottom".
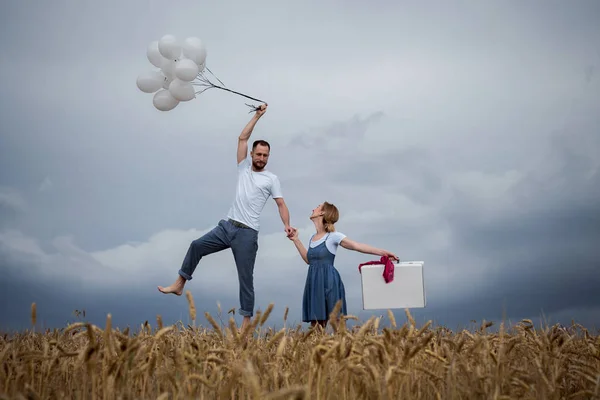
[
  {"left": 584, "top": 64, "right": 595, "bottom": 84},
  {"left": 0, "top": 189, "right": 24, "bottom": 211},
  {"left": 2, "top": 0, "right": 597, "bottom": 249},
  {"left": 2, "top": 0, "right": 600, "bottom": 333},
  {"left": 0, "top": 236, "right": 298, "bottom": 331},
  {"left": 0, "top": 188, "right": 25, "bottom": 228},
  {"left": 3, "top": 107, "right": 598, "bottom": 333},
  {"left": 289, "top": 112, "right": 385, "bottom": 149},
  {"left": 431, "top": 135, "right": 600, "bottom": 324},
  {"left": 0, "top": 234, "right": 95, "bottom": 288},
  {"left": 327, "top": 147, "right": 443, "bottom": 206},
  {"left": 273, "top": 107, "right": 600, "bottom": 330},
  {"left": 0, "top": 268, "right": 245, "bottom": 332},
  {"left": 287, "top": 122, "right": 440, "bottom": 193}
]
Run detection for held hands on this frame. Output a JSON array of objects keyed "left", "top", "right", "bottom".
[{"left": 285, "top": 226, "right": 298, "bottom": 240}]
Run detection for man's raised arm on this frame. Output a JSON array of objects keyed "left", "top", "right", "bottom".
[{"left": 237, "top": 104, "right": 268, "bottom": 164}]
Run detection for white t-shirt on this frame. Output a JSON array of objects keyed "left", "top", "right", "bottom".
[
  {"left": 226, "top": 157, "right": 283, "bottom": 231},
  {"left": 309, "top": 231, "right": 347, "bottom": 255}
]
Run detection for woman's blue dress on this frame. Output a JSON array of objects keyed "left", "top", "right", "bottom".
[{"left": 302, "top": 233, "right": 347, "bottom": 322}]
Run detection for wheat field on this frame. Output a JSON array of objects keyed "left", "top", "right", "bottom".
[{"left": 1, "top": 295, "right": 599, "bottom": 400}]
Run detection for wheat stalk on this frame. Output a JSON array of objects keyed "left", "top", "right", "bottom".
[
  {"left": 30, "top": 303, "right": 37, "bottom": 331},
  {"left": 185, "top": 290, "right": 197, "bottom": 326},
  {"left": 1, "top": 302, "right": 598, "bottom": 399}
]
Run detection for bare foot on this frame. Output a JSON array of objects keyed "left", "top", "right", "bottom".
[
  {"left": 157, "top": 276, "right": 185, "bottom": 295},
  {"left": 240, "top": 316, "right": 251, "bottom": 331}
]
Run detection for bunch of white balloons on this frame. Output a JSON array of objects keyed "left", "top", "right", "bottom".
[{"left": 136, "top": 34, "right": 208, "bottom": 111}]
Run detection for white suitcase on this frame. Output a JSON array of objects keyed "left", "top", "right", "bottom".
[{"left": 360, "top": 260, "right": 426, "bottom": 310}]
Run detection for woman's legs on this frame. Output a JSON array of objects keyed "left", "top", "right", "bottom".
[{"left": 310, "top": 320, "right": 327, "bottom": 329}]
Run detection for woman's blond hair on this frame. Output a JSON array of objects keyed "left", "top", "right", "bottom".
[{"left": 322, "top": 202, "right": 339, "bottom": 233}]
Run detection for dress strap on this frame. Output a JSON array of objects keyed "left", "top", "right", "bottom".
[
  {"left": 309, "top": 233, "right": 329, "bottom": 245},
  {"left": 315, "top": 233, "right": 330, "bottom": 248}
]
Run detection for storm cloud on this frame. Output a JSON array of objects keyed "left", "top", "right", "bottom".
[{"left": 1, "top": 0, "right": 599, "bottom": 332}]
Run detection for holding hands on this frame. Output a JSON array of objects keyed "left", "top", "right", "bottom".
[{"left": 286, "top": 226, "right": 298, "bottom": 240}]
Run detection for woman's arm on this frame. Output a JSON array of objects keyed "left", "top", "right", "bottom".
[
  {"left": 291, "top": 236, "right": 309, "bottom": 264},
  {"left": 340, "top": 237, "right": 398, "bottom": 261}
]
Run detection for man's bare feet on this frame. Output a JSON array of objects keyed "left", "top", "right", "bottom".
[
  {"left": 240, "top": 316, "right": 251, "bottom": 331},
  {"left": 157, "top": 275, "right": 186, "bottom": 295}
]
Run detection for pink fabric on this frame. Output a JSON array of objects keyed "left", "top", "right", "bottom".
[{"left": 358, "top": 256, "right": 395, "bottom": 283}]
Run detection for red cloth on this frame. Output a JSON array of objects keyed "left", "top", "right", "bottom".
[{"left": 358, "top": 256, "right": 395, "bottom": 283}]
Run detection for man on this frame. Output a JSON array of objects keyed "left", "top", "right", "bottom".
[{"left": 158, "top": 104, "right": 294, "bottom": 330}]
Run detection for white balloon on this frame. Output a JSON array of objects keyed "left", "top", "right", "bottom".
[
  {"left": 158, "top": 34, "right": 181, "bottom": 60},
  {"left": 146, "top": 41, "right": 166, "bottom": 68},
  {"left": 162, "top": 75, "right": 173, "bottom": 90},
  {"left": 183, "top": 37, "right": 207, "bottom": 65},
  {"left": 136, "top": 70, "right": 164, "bottom": 93},
  {"left": 168, "top": 78, "right": 195, "bottom": 101},
  {"left": 175, "top": 58, "right": 199, "bottom": 81},
  {"left": 161, "top": 59, "right": 176, "bottom": 79},
  {"left": 153, "top": 89, "right": 179, "bottom": 111}
]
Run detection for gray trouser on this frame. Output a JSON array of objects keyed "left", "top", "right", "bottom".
[{"left": 178, "top": 219, "right": 259, "bottom": 317}]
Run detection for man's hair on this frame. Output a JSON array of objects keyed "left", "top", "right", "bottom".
[{"left": 252, "top": 140, "right": 270, "bottom": 151}]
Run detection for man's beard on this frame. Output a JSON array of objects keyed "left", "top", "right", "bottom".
[{"left": 253, "top": 161, "right": 266, "bottom": 170}]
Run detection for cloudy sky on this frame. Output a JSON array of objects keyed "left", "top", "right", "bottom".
[{"left": 1, "top": 0, "right": 599, "bottom": 333}]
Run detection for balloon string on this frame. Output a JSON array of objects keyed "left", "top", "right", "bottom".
[
  {"left": 209, "top": 84, "right": 266, "bottom": 105},
  {"left": 205, "top": 66, "right": 226, "bottom": 88},
  {"left": 244, "top": 103, "right": 261, "bottom": 113},
  {"left": 192, "top": 68, "right": 265, "bottom": 111}
]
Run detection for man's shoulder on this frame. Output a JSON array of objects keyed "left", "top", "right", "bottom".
[
  {"left": 237, "top": 158, "right": 252, "bottom": 175},
  {"left": 255, "top": 168, "right": 279, "bottom": 182},
  {"left": 238, "top": 157, "right": 251, "bottom": 168},
  {"left": 263, "top": 169, "right": 279, "bottom": 179}
]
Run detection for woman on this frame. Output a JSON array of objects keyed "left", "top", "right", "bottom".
[{"left": 289, "top": 202, "right": 398, "bottom": 328}]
